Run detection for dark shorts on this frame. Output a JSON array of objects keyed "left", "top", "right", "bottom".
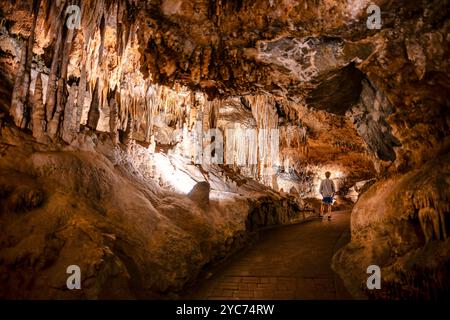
[{"left": 322, "top": 196, "right": 333, "bottom": 205}]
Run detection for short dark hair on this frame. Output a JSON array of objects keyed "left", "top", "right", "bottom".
[{"left": 325, "top": 171, "right": 331, "bottom": 178}]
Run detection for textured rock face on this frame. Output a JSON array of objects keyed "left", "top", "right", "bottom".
[
  {"left": 0, "top": 0, "right": 448, "bottom": 299},
  {"left": 333, "top": 154, "right": 450, "bottom": 299},
  {"left": 349, "top": 79, "right": 401, "bottom": 162},
  {"left": 0, "top": 125, "right": 311, "bottom": 299},
  {"left": 1, "top": 0, "right": 447, "bottom": 169}
]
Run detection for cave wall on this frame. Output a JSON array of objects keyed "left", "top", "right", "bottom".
[
  {"left": 333, "top": 154, "right": 450, "bottom": 299},
  {"left": 0, "top": 123, "right": 316, "bottom": 299}
]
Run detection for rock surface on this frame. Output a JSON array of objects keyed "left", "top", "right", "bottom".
[
  {"left": 333, "top": 154, "right": 450, "bottom": 299},
  {"left": 0, "top": 124, "right": 310, "bottom": 299}
]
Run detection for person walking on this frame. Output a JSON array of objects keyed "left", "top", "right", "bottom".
[{"left": 319, "top": 171, "right": 336, "bottom": 220}]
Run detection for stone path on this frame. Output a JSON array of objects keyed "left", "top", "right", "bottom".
[{"left": 187, "top": 210, "right": 352, "bottom": 300}]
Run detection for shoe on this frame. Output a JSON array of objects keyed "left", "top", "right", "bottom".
[{"left": 328, "top": 215, "right": 332, "bottom": 220}]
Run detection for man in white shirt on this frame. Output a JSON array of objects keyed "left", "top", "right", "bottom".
[{"left": 319, "top": 171, "right": 336, "bottom": 220}]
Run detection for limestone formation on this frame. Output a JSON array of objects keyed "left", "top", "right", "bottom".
[
  {"left": 109, "top": 92, "right": 119, "bottom": 144},
  {"left": 87, "top": 79, "right": 100, "bottom": 131},
  {"left": 0, "top": 0, "right": 448, "bottom": 300},
  {"left": 31, "top": 73, "right": 48, "bottom": 143},
  {"left": 61, "top": 84, "right": 79, "bottom": 143}
]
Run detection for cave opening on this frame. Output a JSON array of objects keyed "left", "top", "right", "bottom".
[{"left": 0, "top": 0, "right": 449, "bottom": 302}]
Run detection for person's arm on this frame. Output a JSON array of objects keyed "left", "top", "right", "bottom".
[
  {"left": 319, "top": 180, "right": 324, "bottom": 196},
  {"left": 331, "top": 180, "right": 336, "bottom": 197}
]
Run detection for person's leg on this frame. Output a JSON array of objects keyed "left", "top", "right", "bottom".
[
  {"left": 325, "top": 202, "right": 333, "bottom": 220},
  {"left": 320, "top": 202, "right": 324, "bottom": 217}
]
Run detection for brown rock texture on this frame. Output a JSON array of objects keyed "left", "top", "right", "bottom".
[
  {"left": 0, "top": 125, "right": 310, "bottom": 299},
  {"left": 333, "top": 154, "right": 450, "bottom": 299},
  {"left": 0, "top": 0, "right": 448, "bottom": 299}
]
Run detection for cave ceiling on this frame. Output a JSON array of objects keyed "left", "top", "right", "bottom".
[
  {"left": 0, "top": 0, "right": 449, "bottom": 169},
  {"left": 2, "top": 0, "right": 438, "bottom": 107}
]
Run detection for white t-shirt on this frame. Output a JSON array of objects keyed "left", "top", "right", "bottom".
[{"left": 319, "top": 178, "right": 336, "bottom": 197}]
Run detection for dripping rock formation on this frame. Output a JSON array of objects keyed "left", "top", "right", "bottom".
[{"left": 0, "top": 0, "right": 448, "bottom": 299}]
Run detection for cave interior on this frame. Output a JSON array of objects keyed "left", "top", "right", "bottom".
[{"left": 0, "top": 0, "right": 449, "bottom": 300}]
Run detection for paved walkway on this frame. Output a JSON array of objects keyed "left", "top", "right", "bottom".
[{"left": 186, "top": 210, "right": 352, "bottom": 300}]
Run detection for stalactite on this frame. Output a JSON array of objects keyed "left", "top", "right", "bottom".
[
  {"left": 87, "top": 79, "right": 100, "bottom": 130},
  {"left": 10, "top": 46, "right": 27, "bottom": 128},
  {"left": 47, "top": 78, "right": 64, "bottom": 139},
  {"left": 202, "top": 100, "right": 209, "bottom": 133},
  {"left": 21, "top": 0, "right": 41, "bottom": 128},
  {"left": 202, "top": 46, "right": 212, "bottom": 78},
  {"left": 76, "top": 55, "right": 87, "bottom": 133},
  {"left": 247, "top": 95, "right": 279, "bottom": 184},
  {"left": 43, "top": 0, "right": 65, "bottom": 43},
  {"left": 144, "top": 110, "right": 152, "bottom": 143},
  {"left": 135, "top": 97, "right": 143, "bottom": 134},
  {"left": 116, "top": 0, "right": 127, "bottom": 57},
  {"left": 109, "top": 90, "right": 119, "bottom": 144},
  {"left": 116, "top": 2, "right": 123, "bottom": 56},
  {"left": 45, "top": 22, "right": 63, "bottom": 122},
  {"left": 98, "top": 14, "right": 106, "bottom": 65},
  {"left": 10, "top": 0, "right": 210, "bottom": 151},
  {"left": 414, "top": 186, "right": 449, "bottom": 242},
  {"left": 60, "top": 26, "right": 75, "bottom": 80},
  {"left": 190, "top": 49, "right": 202, "bottom": 84},
  {"left": 207, "top": 99, "right": 220, "bottom": 129},
  {"left": 49, "top": 19, "right": 76, "bottom": 140},
  {"left": 61, "top": 84, "right": 78, "bottom": 143},
  {"left": 31, "top": 72, "right": 47, "bottom": 142},
  {"left": 123, "top": 113, "right": 134, "bottom": 151},
  {"left": 418, "top": 207, "right": 446, "bottom": 242},
  {"left": 10, "top": 0, "right": 41, "bottom": 129},
  {"left": 119, "top": 88, "right": 128, "bottom": 131},
  {"left": 144, "top": 88, "right": 153, "bottom": 143}
]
